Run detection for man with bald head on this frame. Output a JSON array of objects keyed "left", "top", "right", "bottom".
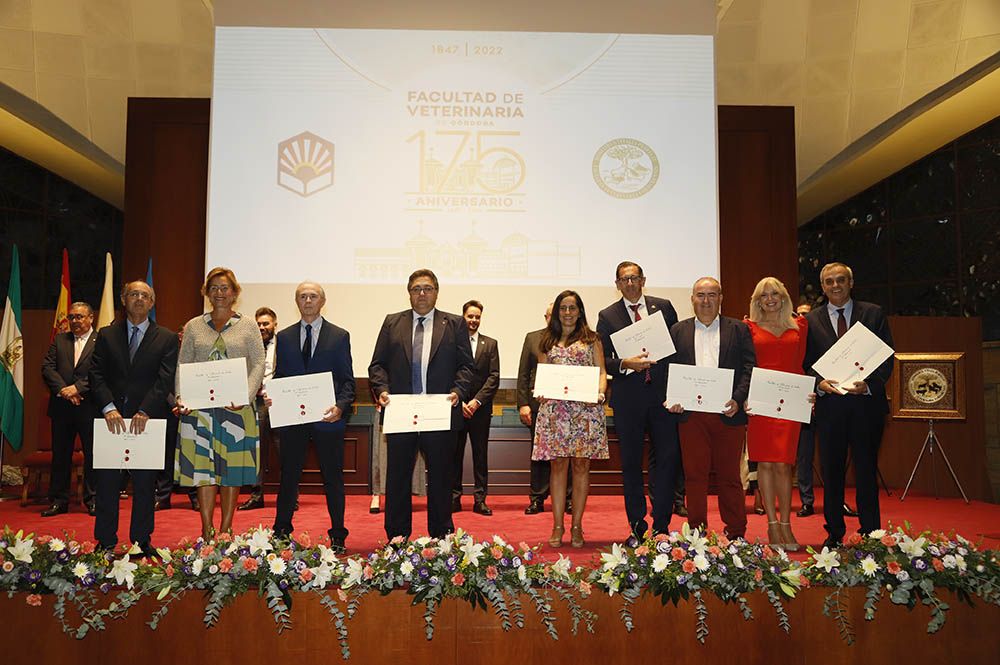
[
  {"left": 271, "top": 282, "right": 356, "bottom": 552},
  {"left": 666, "top": 277, "right": 756, "bottom": 539}
]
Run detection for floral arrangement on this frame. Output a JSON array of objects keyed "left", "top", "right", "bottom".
[
  {"left": 589, "top": 522, "right": 804, "bottom": 642},
  {"left": 801, "top": 525, "right": 1000, "bottom": 644},
  {"left": 3, "top": 523, "right": 999, "bottom": 656}
]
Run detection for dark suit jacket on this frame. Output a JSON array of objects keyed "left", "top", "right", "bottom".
[
  {"left": 42, "top": 330, "right": 97, "bottom": 419},
  {"left": 669, "top": 316, "right": 757, "bottom": 426},
  {"left": 597, "top": 296, "right": 678, "bottom": 405},
  {"left": 468, "top": 334, "right": 500, "bottom": 409},
  {"left": 803, "top": 301, "right": 894, "bottom": 413},
  {"left": 515, "top": 329, "right": 544, "bottom": 415},
  {"left": 368, "top": 309, "right": 475, "bottom": 429},
  {"left": 89, "top": 320, "right": 178, "bottom": 419},
  {"left": 273, "top": 318, "right": 356, "bottom": 432}
]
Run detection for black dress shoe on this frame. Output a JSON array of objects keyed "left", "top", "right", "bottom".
[
  {"left": 331, "top": 538, "right": 347, "bottom": 554},
  {"left": 153, "top": 499, "right": 171, "bottom": 511},
  {"left": 797, "top": 504, "right": 814, "bottom": 517},
  {"left": 821, "top": 537, "right": 842, "bottom": 550},
  {"left": 137, "top": 545, "right": 159, "bottom": 559},
  {"left": 190, "top": 497, "right": 201, "bottom": 511},
  {"left": 41, "top": 504, "right": 68, "bottom": 517},
  {"left": 238, "top": 496, "right": 264, "bottom": 511},
  {"left": 86, "top": 502, "right": 97, "bottom": 517},
  {"left": 842, "top": 503, "right": 858, "bottom": 517},
  {"left": 451, "top": 498, "right": 463, "bottom": 513},
  {"left": 472, "top": 501, "right": 493, "bottom": 516},
  {"left": 673, "top": 503, "right": 688, "bottom": 517},
  {"left": 524, "top": 499, "right": 543, "bottom": 515},
  {"left": 565, "top": 500, "right": 573, "bottom": 515},
  {"left": 629, "top": 520, "right": 648, "bottom": 542}
]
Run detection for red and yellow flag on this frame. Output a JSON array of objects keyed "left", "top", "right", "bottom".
[{"left": 50, "top": 248, "right": 71, "bottom": 342}]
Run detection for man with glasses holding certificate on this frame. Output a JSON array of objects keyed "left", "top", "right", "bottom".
[
  {"left": 369, "top": 269, "right": 474, "bottom": 540},
  {"left": 665, "top": 277, "right": 756, "bottom": 539},
  {"left": 804, "top": 262, "right": 893, "bottom": 548}
]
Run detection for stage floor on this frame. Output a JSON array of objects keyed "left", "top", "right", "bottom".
[{"left": 3, "top": 488, "right": 997, "bottom": 560}]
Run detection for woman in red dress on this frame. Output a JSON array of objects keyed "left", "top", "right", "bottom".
[{"left": 745, "top": 277, "right": 809, "bottom": 550}]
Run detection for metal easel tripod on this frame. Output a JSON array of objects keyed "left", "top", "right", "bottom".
[{"left": 900, "top": 419, "right": 969, "bottom": 503}]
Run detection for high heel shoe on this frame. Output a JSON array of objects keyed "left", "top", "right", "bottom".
[
  {"left": 548, "top": 525, "right": 565, "bottom": 548},
  {"left": 779, "top": 522, "right": 800, "bottom": 552},
  {"left": 571, "top": 525, "right": 585, "bottom": 549},
  {"left": 766, "top": 521, "right": 782, "bottom": 548}
]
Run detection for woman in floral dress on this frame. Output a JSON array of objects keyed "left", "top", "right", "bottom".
[{"left": 532, "top": 290, "right": 608, "bottom": 548}]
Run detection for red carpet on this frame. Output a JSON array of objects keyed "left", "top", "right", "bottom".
[{"left": 3, "top": 489, "right": 998, "bottom": 561}]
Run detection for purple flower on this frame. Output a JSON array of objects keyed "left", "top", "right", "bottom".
[
  {"left": 638, "top": 556, "right": 648, "bottom": 567},
  {"left": 418, "top": 568, "right": 430, "bottom": 579},
  {"left": 183, "top": 566, "right": 193, "bottom": 576},
  {"left": 912, "top": 558, "right": 928, "bottom": 571},
  {"left": 56, "top": 551, "right": 70, "bottom": 563},
  {"left": 523, "top": 552, "right": 533, "bottom": 562},
  {"left": 511, "top": 556, "right": 522, "bottom": 567},
  {"left": 626, "top": 536, "right": 638, "bottom": 548},
  {"left": 656, "top": 541, "right": 671, "bottom": 554},
  {"left": 26, "top": 570, "right": 42, "bottom": 582},
  {"left": 676, "top": 574, "right": 689, "bottom": 585},
  {"left": 627, "top": 572, "right": 639, "bottom": 583},
  {"left": 278, "top": 579, "right": 289, "bottom": 590},
  {"left": 500, "top": 557, "right": 510, "bottom": 567},
  {"left": 293, "top": 560, "right": 308, "bottom": 573},
  {"left": 854, "top": 551, "right": 865, "bottom": 560},
  {"left": 429, "top": 576, "right": 440, "bottom": 585},
  {"left": 409, "top": 553, "right": 421, "bottom": 566},
  {"left": 82, "top": 574, "right": 95, "bottom": 587},
  {"left": 717, "top": 564, "right": 728, "bottom": 575},
  {"left": 99, "top": 582, "right": 111, "bottom": 594},
  {"left": 311, "top": 552, "right": 320, "bottom": 561}
]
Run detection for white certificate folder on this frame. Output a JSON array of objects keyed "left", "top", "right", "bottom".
[
  {"left": 267, "top": 373, "right": 337, "bottom": 428},
  {"left": 533, "top": 364, "right": 601, "bottom": 403},
  {"left": 747, "top": 368, "right": 815, "bottom": 424},
  {"left": 382, "top": 394, "right": 454, "bottom": 434},
  {"left": 608, "top": 310, "right": 676, "bottom": 363},
  {"left": 178, "top": 357, "right": 250, "bottom": 409},
  {"left": 93, "top": 419, "right": 167, "bottom": 470},
  {"left": 811, "top": 323, "right": 894, "bottom": 394},
  {"left": 665, "top": 364, "right": 735, "bottom": 413}
]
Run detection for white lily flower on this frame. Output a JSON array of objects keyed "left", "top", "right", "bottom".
[
  {"left": 460, "top": 540, "right": 487, "bottom": 568},
  {"left": 898, "top": 535, "right": 927, "bottom": 558},
  {"left": 732, "top": 554, "right": 745, "bottom": 569},
  {"left": 517, "top": 565, "right": 527, "bottom": 582},
  {"left": 552, "top": 555, "right": 572, "bottom": 579},
  {"left": 72, "top": 562, "right": 90, "bottom": 579},
  {"left": 681, "top": 523, "right": 708, "bottom": 556},
  {"left": 652, "top": 554, "right": 670, "bottom": 573},
  {"left": 492, "top": 535, "right": 508, "bottom": 547},
  {"left": 248, "top": 530, "right": 274, "bottom": 556},
  {"left": 312, "top": 564, "right": 333, "bottom": 589},
  {"left": 600, "top": 543, "right": 627, "bottom": 571},
  {"left": 317, "top": 544, "right": 339, "bottom": 566},
  {"left": 343, "top": 559, "right": 365, "bottom": 588},
  {"left": 414, "top": 536, "right": 431, "bottom": 546},
  {"left": 438, "top": 539, "right": 453, "bottom": 555},
  {"left": 156, "top": 547, "right": 172, "bottom": 562},
  {"left": 7, "top": 537, "right": 34, "bottom": 564},
  {"left": 860, "top": 557, "right": 879, "bottom": 577},
  {"left": 127, "top": 542, "right": 142, "bottom": 556},
  {"left": 955, "top": 554, "right": 967, "bottom": 571},
  {"left": 107, "top": 556, "right": 138, "bottom": 589},
  {"left": 812, "top": 547, "right": 841, "bottom": 573}
]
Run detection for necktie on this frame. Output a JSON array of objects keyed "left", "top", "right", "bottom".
[
  {"left": 412, "top": 316, "right": 426, "bottom": 393},
  {"left": 836, "top": 308, "right": 848, "bottom": 338},
  {"left": 128, "top": 325, "right": 140, "bottom": 362},
  {"left": 629, "top": 304, "right": 651, "bottom": 384},
  {"left": 302, "top": 323, "right": 312, "bottom": 368}
]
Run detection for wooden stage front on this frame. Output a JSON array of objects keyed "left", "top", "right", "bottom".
[{"left": 3, "top": 587, "right": 997, "bottom": 664}]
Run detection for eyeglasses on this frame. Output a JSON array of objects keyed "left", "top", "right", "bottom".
[
  {"left": 67, "top": 314, "right": 89, "bottom": 320},
  {"left": 616, "top": 275, "right": 643, "bottom": 284},
  {"left": 207, "top": 285, "right": 231, "bottom": 294},
  {"left": 126, "top": 291, "right": 152, "bottom": 300},
  {"left": 408, "top": 286, "right": 437, "bottom": 295}
]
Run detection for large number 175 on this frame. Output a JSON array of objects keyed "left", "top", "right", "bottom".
[{"left": 407, "top": 130, "right": 526, "bottom": 194}]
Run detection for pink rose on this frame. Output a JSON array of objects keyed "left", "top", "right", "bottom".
[
  {"left": 451, "top": 572, "right": 466, "bottom": 586},
  {"left": 299, "top": 569, "right": 314, "bottom": 582},
  {"left": 671, "top": 548, "right": 686, "bottom": 561},
  {"left": 296, "top": 532, "right": 312, "bottom": 548},
  {"left": 80, "top": 541, "right": 96, "bottom": 555},
  {"left": 485, "top": 566, "right": 498, "bottom": 580},
  {"left": 218, "top": 558, "right": 234, "bottom": 573},
  {"left": 165, "top": 564, "right": 175, "bottom": 578},
  {"left": 845, "top": 533, "right": 863, "bottom": 547},
  {"left": 25, "top": 594, "right": 42, "bottom": 607},
  {"left": 280, "top": 549, "right": 293, "bottom": 561},
  {"left": 886, "top": 561, "right": 901, "bottom": 574},
  {"left": 242, "top": 557, "right": 259, "bottom": 572},
  {"left": 635, "top": 546, "right": 650, "bottom": 556},
  {"left": 578, "top": 581, "right": 592, "bottom": 597},
  {"left": 682, "top": 560, "right": 696, "bottom": 573}
]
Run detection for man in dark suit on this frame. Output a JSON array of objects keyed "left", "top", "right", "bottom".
[
  {"left": 516, "top": 303, "right": 560, "bottom": 515},
  {"left": 40, "top": 301, "right": 98, "bottom": 516},
  {"left": 239, "top": 307, "right": 279, "bottom": 511},
  {"left": 666, "top": 277, "right": 756, "bottom": 539},
  {"left": 89, "top": 281, "right": 177, "bottom": 554},
  {"left": 369, "top": 268, "right": 475, "bottom": 539},
  {"left": 452, "top": 300, "right": 500, "bottom": 515},
  {"left": 804, "top": 262, "right": 893, "bottom": 547},
  {"left": 597, "top": 261, "right": 681, "bottom": 540},
  {"left": 270, "top": 283, "right": 355, "bottom": 551}
]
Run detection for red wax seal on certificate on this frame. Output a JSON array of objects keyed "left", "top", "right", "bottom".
[
  {"left": 776, "top": 407, "right": 782, "bottom": 412},
  {"left": 854, "top": 362, "right": 860, "bottom": 366},
  {"left": 859, "top": 366, "right": 864, "bottom": 371},
  {"left": 779, "top": 399, "right": 784, "bottom": 404},
  {"left": 210, "top": 389, "right": 215, "bottom": 394},
  {"left": 210, "top": 396, "right": 215, "bottom": 401},
  {"left": 412, "top": 419, "right": 418, "bottom": 425},
  {"left": 300, "top": 404, "right": 305, "bottom": 409},
  {"left": 125, "top": 449, "right": 130, "bottom": 454},
  {"left": 124, "top": 456, "right": 130, "bottom": 462},
  {"left": 641, "top": 348, "right": 646, "bottom": 353},
  {"left": 300, "top": 411, "right": 306, "bottom": 416},
  {"left": 697, "top": 395, "right": 702, "bottom": 400}
]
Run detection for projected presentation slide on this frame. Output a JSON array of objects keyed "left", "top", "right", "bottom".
[{"left": 207, "top": 27, "right": 717, "bottom": 287}]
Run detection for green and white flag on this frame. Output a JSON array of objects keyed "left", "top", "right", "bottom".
[{"left": 0, "top": 245, "right": 24, "bottom": 450}]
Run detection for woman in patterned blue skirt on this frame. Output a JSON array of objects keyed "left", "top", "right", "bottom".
[{"left": 174, "top": 267, "right": 265, "bottom": 540}]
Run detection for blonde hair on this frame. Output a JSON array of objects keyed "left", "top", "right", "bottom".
[
  {"left": 202, "top": 267, "right": 241, "bottom": 298},
  {"left": 748, "top": 276, "right": 797, "bottom": 331}
]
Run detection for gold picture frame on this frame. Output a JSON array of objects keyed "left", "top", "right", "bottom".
[{"left": 890, "top": 352, "right": 966, "bottom": 421}]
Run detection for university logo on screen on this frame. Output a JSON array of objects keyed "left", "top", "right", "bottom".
[
  {"left": 592, "top": 138, "right": 660, "bottom": 199},
  {"left": 277, "top": 131, "right": 335, "bottom": 197}
]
